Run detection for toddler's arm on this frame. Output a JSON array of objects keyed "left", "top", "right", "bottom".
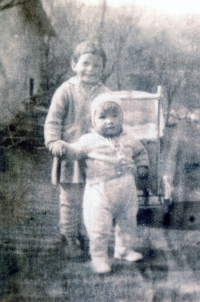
[
  {"left": 137, "top": 166, "right": 149, "bottom": 179},
  {"left": 133, "top": 141, "right": 149, "bottom": 168},
  {"left": 50, "top": 140, "right": 85, "bottom": 160}
]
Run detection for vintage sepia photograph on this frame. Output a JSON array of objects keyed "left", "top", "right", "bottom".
[{"left": 0, "top": 0, "right": 200, "bottom": 301}]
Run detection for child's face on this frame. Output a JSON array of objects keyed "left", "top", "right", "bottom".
[
  {"left": 72, "top": 53, "right": 103, "bottom": 84},
  {"left": 94, "top": 102, "right": 123, "bottom": 137}
]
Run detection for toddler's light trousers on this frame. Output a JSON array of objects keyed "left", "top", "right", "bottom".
[{"left": 83, "top": 173, "right": 138, "bottom": 262}]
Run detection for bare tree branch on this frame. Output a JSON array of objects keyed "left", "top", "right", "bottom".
[
  {"left": 0, "top": 0, "right": 26, "bottom": 11},
  {"left": 96, "top": 0, "right": 107, "bottom": 43}
]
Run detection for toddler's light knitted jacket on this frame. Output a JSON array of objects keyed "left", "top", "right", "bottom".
[{"left": 70, "top": 130, "right": 149, "bottom": 185}]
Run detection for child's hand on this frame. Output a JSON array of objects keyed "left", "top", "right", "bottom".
[
  {"left": 51, "top": 140, "right": 69, "bottom": 157},
  {"left": 137, "top": 166, "right": 149, "bottom": 179}
]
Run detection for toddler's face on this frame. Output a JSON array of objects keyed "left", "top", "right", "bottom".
[
  {"left": 94, "top": 102, "right": 123, "bottom": 137},
  {"left": 72, "top": 53, "right": 103, "bottom": 84}
]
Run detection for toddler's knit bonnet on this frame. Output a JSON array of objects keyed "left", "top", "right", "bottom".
[{"left": 90, "top": 93, "right": 123, "bottom": 127}]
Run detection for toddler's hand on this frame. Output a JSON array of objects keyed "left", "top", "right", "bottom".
[
  {"left": 51, "top": 140, "right": 69, "bottom": 157},
  {"left": 137, "top": 166, "right": 149, "bottom": 179}
]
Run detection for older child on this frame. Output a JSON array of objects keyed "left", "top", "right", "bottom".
[
  {"left": 52, "top": 93, "right": 149, "bottom": 274},
  {"left": 44, "top": 41, "right": 109, "bottom": 258}
]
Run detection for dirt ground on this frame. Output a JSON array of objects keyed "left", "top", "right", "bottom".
[{"left": 0, "top": 148, "right": 200, "bottom": 302}]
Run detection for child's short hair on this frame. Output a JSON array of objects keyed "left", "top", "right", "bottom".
[{"left": 72, "top": 41, "right": 107, "bottom": 68}]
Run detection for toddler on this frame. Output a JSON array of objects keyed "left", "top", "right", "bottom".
[
  {"left": 44, "top": 41, "right": 109, "bottom": 258},
  {"left": 52, "top": 93, "right": 149, "bottom": 273}
]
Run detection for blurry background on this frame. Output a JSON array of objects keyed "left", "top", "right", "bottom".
[{"left": 1, "top": 0, "right": 200, "bottom": 129}]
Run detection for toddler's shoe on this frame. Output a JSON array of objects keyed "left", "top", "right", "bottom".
[
  {"left": 114, "top": 250, "right": 143, "bottom": 262},
  {"left": 89, "top": 258, "right": 111, "bottom": 274},
  {"left": 64, "top": 237, "right": 84, "bottom": 259}
]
